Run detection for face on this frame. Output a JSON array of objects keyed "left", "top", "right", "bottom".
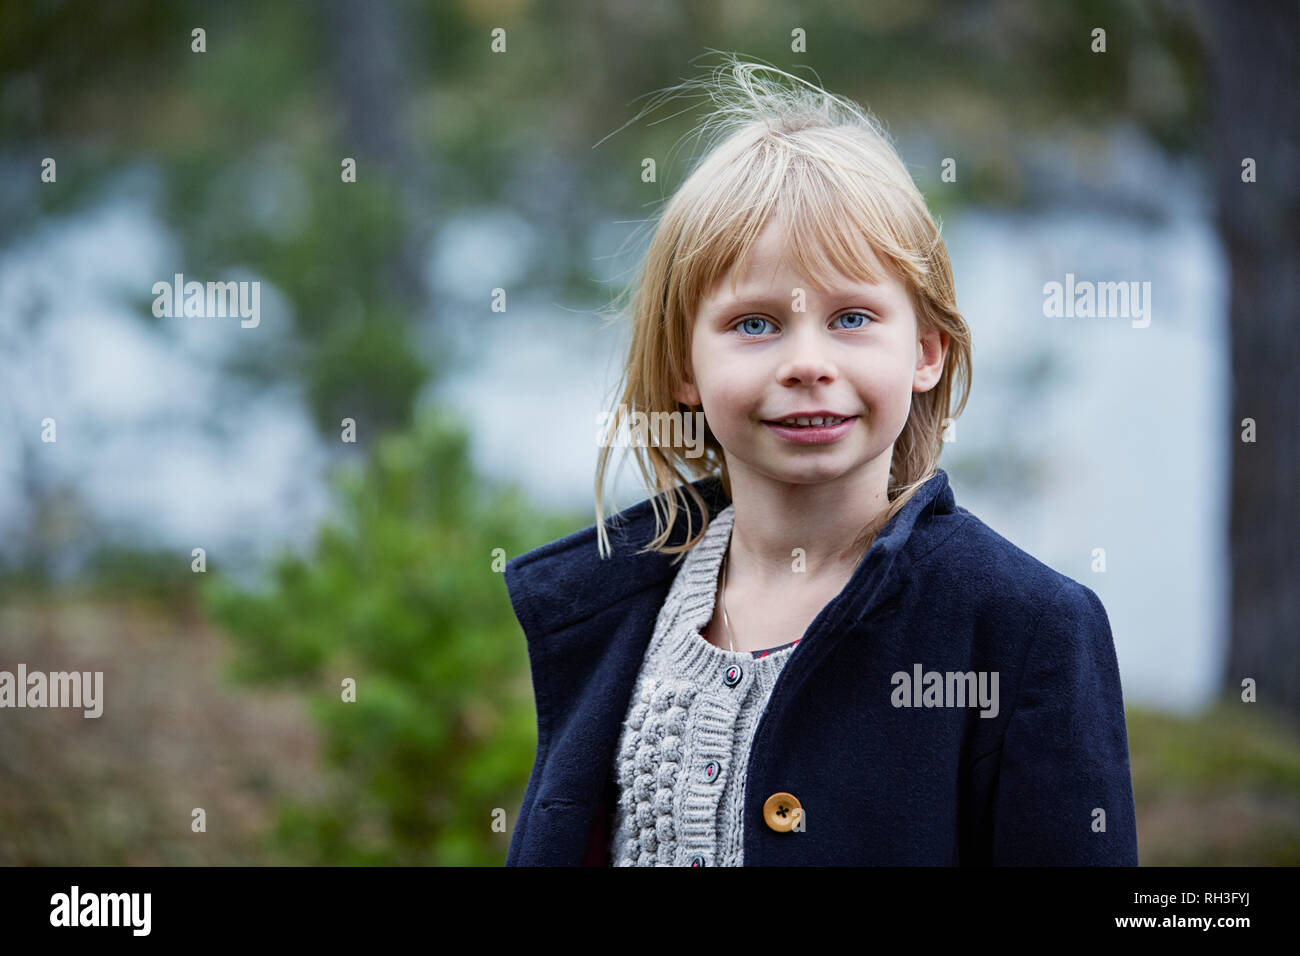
[{"left": 675, "top": 216, "right": 947, "bottom": 491}]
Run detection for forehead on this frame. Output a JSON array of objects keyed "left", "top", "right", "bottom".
[{"left": 702, "top": 214, "right": 904, "bottom": 305}]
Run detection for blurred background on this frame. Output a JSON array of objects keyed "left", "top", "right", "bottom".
[{"left": 1, "top": 0, "right": 1296, "bottom": 865}]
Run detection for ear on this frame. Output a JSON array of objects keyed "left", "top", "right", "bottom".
[{"left": 913, "top": 326, "right": 948, "bottom": 393}]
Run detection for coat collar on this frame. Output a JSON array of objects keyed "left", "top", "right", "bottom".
[{"left": 504, "top": 468, "right": 960, "bottom": 646}]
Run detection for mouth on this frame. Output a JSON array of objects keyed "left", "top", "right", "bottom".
[
  {"left": 761, "top": 414, "right": 855, "bottom": 428},
  {"left": 761, "top": 415, "right": 859, "bottom": 445}
]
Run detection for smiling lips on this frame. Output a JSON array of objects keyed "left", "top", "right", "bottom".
[
  {"left": 765, "top": 414, "right": 853, "bottom": 427},
  {"left": 761, "top": 414, "right": 859, "bottom": 444},
  {"left": 762, "top": 408, "right": 858, "bottom": 427}
]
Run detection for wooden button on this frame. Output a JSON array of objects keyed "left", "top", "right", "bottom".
[{"left": 762, "top": 792, "right": 803, "bottom": 832}]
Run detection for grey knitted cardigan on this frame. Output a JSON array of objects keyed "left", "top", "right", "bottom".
[{"left": 609, "top": 503, "right": 800, "bottom": 866}]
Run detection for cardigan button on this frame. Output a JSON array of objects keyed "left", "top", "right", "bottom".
[
  {"left": 703, "top": 760, "right": 721, "bottom": 782},
  {"left": 762, "top": 792, "right": 803, "bottom": 832},
  {"left": 722, "top": 664, "right": 742, "bottom": 687},
  {"left": 689, "top": 855, "right": 706, "bottom": 867}
]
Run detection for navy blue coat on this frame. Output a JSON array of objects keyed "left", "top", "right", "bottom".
[{"left": 502, "top": 468, "right": 1139, "bottom": 865}]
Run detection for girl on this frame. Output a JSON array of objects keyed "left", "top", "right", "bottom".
[{"left": 503, "top": 58, "right": 1138, "bottom": 866}]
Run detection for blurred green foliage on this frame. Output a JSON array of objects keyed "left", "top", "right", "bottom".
[
  {"left": 203, "top": 407, "right": 581, "bottom": 864},
  {"left": 1127, "top": 700, "right": 1300, "bottom": 865}
]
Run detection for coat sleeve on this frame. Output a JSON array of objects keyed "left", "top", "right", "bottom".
[{"left": 989, "top": 579, "right": 1139, "bottom": 865}]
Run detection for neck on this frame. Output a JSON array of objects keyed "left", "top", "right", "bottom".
[{"left": 723, "top": 456, "right": 892, "bottom": 591}]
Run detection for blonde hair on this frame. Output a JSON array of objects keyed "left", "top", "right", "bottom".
[{"left": 594, "top": 54, "right": 972, "bottom": 563}]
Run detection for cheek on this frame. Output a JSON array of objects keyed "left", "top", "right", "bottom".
[
  {"left": 696, "top": 356, "right": 757, "bottom": 409},
  {"left": 855, "top": 356, "right": 906, "bottom": 391},
  {"left": 876, "top": 340, "right": 921, "bottom": 389},
  {"left": 700, "top": 378, "right": 752, "bottom": 419},
  {"left": 851, "top": 359, "right": 916, "bottom": 416}
]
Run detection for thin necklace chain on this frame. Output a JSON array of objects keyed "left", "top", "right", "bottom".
[
  {"left": 718, "top": 534, "right": 870, "bottom": 655},
  {"left": 719, "top": 546, "right": 736, "bottom": 652}
]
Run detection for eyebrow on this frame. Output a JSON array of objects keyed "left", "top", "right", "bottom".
[{"left": 703, "top": 289, "right": 889, "bottom": 317}]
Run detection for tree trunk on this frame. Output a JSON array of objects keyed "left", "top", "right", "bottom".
[{"left": 1194, "top": 0, "right": 1300, "bottom": 728}]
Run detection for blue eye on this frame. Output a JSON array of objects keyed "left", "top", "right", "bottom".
[
  {"left": 835, "top": 311, "right": 873, "bottom": 329},
  {"left": 736, "top": 316, "right": 773, "bottom": 336}
]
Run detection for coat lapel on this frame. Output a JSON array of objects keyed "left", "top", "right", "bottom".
[
  {"left": 503, "top": 469, "right": 958, "bottom": 865},
  {"left": 503, "top": 475, "right": 730, "bottom": 864}
]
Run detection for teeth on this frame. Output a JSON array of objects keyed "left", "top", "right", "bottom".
[{"left": 776, "top": 416, "right": 846, "bottom": 427}]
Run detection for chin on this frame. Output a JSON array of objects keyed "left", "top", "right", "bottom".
[{"left": 763, "top": 461, "right": 859, "bottom": 485}]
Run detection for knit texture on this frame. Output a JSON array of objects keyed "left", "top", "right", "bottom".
[{"left": 610, "top": 503, "right": 798, "bottom": 866}]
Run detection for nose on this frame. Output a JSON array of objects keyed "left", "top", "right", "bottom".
[{"left": 775, "top": 326, "right": 837, "bottom": 387}]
